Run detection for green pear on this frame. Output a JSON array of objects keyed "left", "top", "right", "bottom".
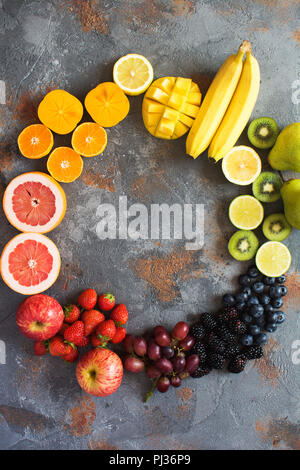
[
  {"left": 281, "top": 179, "right": 300, "bottom": 230},
  {"left": 268, "top": 123, "right": 300, "bottom": 172}
]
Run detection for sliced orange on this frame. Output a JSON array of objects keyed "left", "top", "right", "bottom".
[
  {"left": 38, "top": 89, "right": 83, "bottom": 135},
  {"left": 18, "top": 124, "right": 54, "bottom": 159},
  {"left": 71, "top": 122, "right": 107, "bottom": 157},
  {"left": 222, "top": 146, "right": 262, "bottom": 186},
  {"left": 47, "top": 147, "right": 83, "bottom": 183},
  {"left": 85, "top": 82, "right": 130, "bottom": 127}
]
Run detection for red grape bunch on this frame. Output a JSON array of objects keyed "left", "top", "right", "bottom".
[{"left": 122, "top": 321, "right": 200, "bottom": 401}]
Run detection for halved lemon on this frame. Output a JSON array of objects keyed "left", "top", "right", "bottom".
[
  {"left": 222, "top": 146, "right": 262, "bottom": 185},
  {"left": 229, "top": 195, "right": 264, "bottom": 230},
  {"left": 113, "top": 54, "right": 153, "bottom": 96},
  {"left": 255, "top": 241, "right": 291, "bottom": 277}
]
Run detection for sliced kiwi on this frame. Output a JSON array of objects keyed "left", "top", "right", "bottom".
[
  {"left": 228, "top": 230, "right": 259, "bottom": 261},
  {"left": 252, "top": 171, "right": 282, "bottom": 203},
  {"left": 248, "top": 117, "right": 279, "bottom": 149},
  {"left": 262, "top": 213, "right": 292, "bottom": 241}
]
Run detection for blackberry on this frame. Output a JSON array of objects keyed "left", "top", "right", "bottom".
[
  {"left": 191, "top": 363, "right": 212, "bottom": 378},
  {"left": 208, "top": 336, "right": 226, "bottom": 354},
  {"left": 228, "top": 319, "right": 247, "bottom": 336},
  {"left": 223, "top": 306, "right": 238, "bottom": 322},
  {"left": 191, "top": 342, "right": 206, "bottom": 363},
  {"left": 200, "top": 312, "right": 217, "bottom": 331},
  {"left": 207, "top": 353, "right": 225, "bottom": 369},
  {"left": 228, "top": 355, "right": 247, "bottom": 373},
  {"left": 243, "top": 345, "right": 264, "bottom": 360},
  {"left": 216, "top": 325, "right": 236, "bottom": 344},
  {"left": 190, "top": 322, "right": 206, "bottom": 342},
  {"left": 223, "top": 343, "right": 240, "bottom": 359}
]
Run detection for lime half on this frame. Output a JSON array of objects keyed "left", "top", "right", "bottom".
[
  {"left": 255, "top": 241, "right": 291, "bottom": 277},
  {"left": 229, "top": 195, "right": 264, "bottom": 230}
]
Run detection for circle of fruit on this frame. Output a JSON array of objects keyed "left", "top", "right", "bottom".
[{"left": 1, "top": 48, "right": 294, "bottom": 401}]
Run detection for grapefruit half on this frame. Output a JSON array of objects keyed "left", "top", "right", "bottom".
[
  {"left": 3, "top": 172, "right": 66, "bottom": 233},
  {"left": 0, "top": 233, "right": 61, "bottom": 295}
]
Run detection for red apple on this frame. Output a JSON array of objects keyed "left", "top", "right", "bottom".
[
  {"left": 16, "top": 294, "right": 64, "bottom": 341},
  {"left": 76, "top": 348, "right": 123, "bottom": 397}
]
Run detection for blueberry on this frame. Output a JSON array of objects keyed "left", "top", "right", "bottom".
[
  {"left": 250, "top": 304, "right": 264, "bottom": 318},
  {"left": 252, "top": 282, "right": 264, "bottom": 294},
  {"left": 247, "top": 266, "right": 260, "bottom": 278},
  {"left": 259, "top": 294, "right": 270, "bottom": 306},
  {"left": 267, "top": 312, "right": 278, "bottom": 323},
  {"left": 241, "top": 313, "right": 252, "bottom": 323},
  {"left": 248, "top": 325, "right": 261, "bottom": 335},
  {"left": 254, "top": 333, "right": 268, "bottom": 345},
  {"left": 239, "top": 274, "right": 251, "bottom": 286},
  {"left": 269, "top": 285, "right": 282, "bottom": 299},
  {"left": 241, "top": 286, "right": 251, "bottom": 298},
  {"left": 236, "top": 292, "right": 248, "bottom": 303},
  {"left": 236, "top": 301, "right": 246, "bottom": 312},
  {"left": 264, "top": 304, "right": 274, "bottom": 314},
  {"left": 247, "top": 296, "right": 259, "bottom": 307},
  {"left": 276, "top": 311, "right": 286, "bottom": 324},
  {"left": 223, "top": 294, "right": 236, "bottom": 306},
  {"left": 254, "top": 316, "right": 266, "bottom": 327},
  {"left": 276, "top": 275, "right": 286, "bottom": 284},
  {"left": 265, "top": 323, "right": 277, "bottom": 333},
  {"left": 240, "top": 334, "right": 253, "bottom": 346},
  {"left": 271, "top": 298, "right": 283, "bottom": 309},
  {"left": 263, "top": 276, "right": 276, "bottom": 286},
  {"left": 279, "top": 286, "right": 287, "bottom": 296}
]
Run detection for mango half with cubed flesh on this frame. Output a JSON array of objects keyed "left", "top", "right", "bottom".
[{"left": 142, "top": 77, "right": 201, "bottom": 140}]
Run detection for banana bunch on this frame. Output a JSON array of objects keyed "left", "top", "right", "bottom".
[{"left": 186, "top": 41, "right": 260, "bottom": 162}]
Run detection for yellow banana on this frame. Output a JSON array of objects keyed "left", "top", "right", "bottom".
[
  {"left": 186, "top": 41, "right": 247, "bottom": 159},
  {"left": 208, "top": 44, "right": 260, "bottom": 162}
]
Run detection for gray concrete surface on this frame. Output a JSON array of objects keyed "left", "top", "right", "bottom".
[{"left": 0, "top": 0, "right": 299, "bottom": 450}]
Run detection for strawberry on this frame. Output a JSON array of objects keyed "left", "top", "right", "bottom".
[
  {"left": 62, "top": 346, "right": 79, "bottom": 363},
  {"left": 64, "top": 304, "right": 80, "bottom": 324},
  {"left": 64, "top": 321, "right": 85, "bottom": 347},
  {"left": 77, "top": 289, "right": 97, "bottom": 310},
  {"left": 98, "top": 293, "right": 115, "bottom": 311},
  {"left": 110, "top": 304, "right": 128, "bottom": 326},
  {"left": 111, "top": 326, "right": 126, "bottom": 344},
  {"left": 34, "top": 340, "right": 49, "bottom": 356},
  {"left": 94, "top": 319, "right": 116, "bottom": 347},
  {"left": 49, "top": 336, "right": 72, "bottom": 357},
  {"left": 58, "top": 322, "right": 69, "bottom": 336},
  {"left": 76, "top": 335, "right": 90, "bottom": 347},
  {"left": 91, "top": 332, "right": 102, "bottom": 348},
  {"left": 81, "top": 309, "right": 105, "bottom": 336}
]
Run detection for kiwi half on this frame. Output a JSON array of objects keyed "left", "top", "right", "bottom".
[
  {"left": 228, "top": 230, "right": 259, "bottom": 261},
  {"left": 252, "top": 171, "right": 282, "bottom": 203},
  {"left": 262, "top": 213, "right": 292, "bottom": 241},
  {"left": 248, "top": 117, "right": 279, "bottom": 149}
]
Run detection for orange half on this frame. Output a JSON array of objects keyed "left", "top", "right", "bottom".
[
  {"left": 18, "top": 124, "right": 54, "bottom": 159},
  {"left": 47, "top": 147, "right": 83, "bottom": 183},
  {"left": 71, "top": 122, "right": 107, "bottom": 157}
]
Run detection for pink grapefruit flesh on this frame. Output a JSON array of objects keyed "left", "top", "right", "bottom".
[
  {"left": 0, "top": 233, "right": 61, "bottom": 295},
  {"left": 3, "top": 172, "right": 66, "bottom": 233}
]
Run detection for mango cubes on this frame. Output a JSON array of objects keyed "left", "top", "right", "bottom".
[{"left": 142, "top": 77, "right": 201, "bottom": 140}]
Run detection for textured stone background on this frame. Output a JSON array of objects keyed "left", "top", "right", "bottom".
[{"left": 0, "top": 0, "right": 299, "bottom": 450}]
